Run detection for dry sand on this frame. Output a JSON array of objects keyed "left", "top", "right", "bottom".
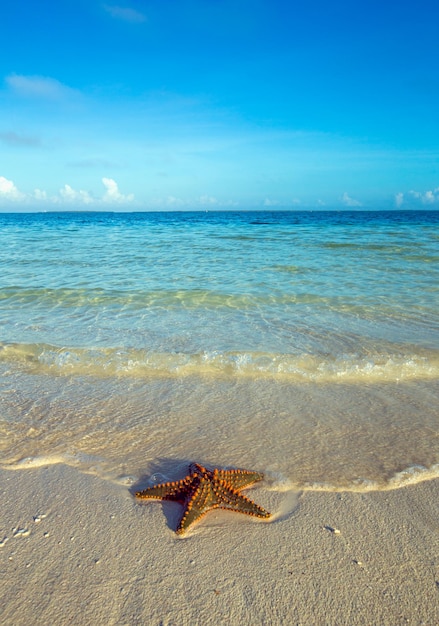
[{"left": 1, "top": 464, "right": 438, "bottom": 625}]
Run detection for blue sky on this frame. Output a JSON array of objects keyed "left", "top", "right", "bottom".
[{"left": 1, "top": 0, "right": 439, "bottom": 210}]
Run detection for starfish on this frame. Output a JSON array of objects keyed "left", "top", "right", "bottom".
[{"left": 135, "top": 462, "right": 271, "bottom": 534}]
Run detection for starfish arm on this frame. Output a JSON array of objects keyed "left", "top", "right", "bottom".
[
  {"left": 216, "top": 486, "right": 271, "bottom": 519},
  {"left": 177, "top": 480, "right": 215, "bottom": 534},
  {"left": 215, "top": 468, "right": 265, "bottom": 490},
  {"left": 135, "top": 476, "right": 192, "bottom": 501}
]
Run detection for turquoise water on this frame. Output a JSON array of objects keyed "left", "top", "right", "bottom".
[{"left": 1, "top": 210, "right": 438, "bottom": 491}]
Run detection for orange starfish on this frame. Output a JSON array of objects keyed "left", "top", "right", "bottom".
[{"left": 135, "top": 462, "right": 271, "bottom": 534}]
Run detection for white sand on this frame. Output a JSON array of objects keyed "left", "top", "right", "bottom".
[{"left": 1, "top": 465, "right": 438, "bottom": 625}]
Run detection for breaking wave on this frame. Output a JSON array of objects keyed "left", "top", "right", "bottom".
[{"left": 1, "top": 341, "right": 438, "bottom": 383}]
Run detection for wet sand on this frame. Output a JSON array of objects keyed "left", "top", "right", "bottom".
[{"left": 1, "top": 465, "right": 438, "bottom": 625}]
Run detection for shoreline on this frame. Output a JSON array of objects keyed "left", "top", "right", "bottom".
[{"left": 1, "top": 464, "right": 438, "bottom": 625}]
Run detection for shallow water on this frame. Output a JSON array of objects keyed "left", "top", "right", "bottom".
[{"left": 1, "top": 210, "right": 438, "bottom": 491}]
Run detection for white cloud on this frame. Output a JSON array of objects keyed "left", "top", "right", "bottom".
[
  {"left": 59, "top": 184, "right": 94, "bottom": 204},
  {"left": 408, "top": 187, "right": 439, "bottom": 205},
  {"left": 264, "top": 197, "right": 279, "bottom": 207},
  {"left": 424, "top": 191, "right": 435, "bottom": 203},
  {"left": 103, "top": 4, "right": 146, "bottom": 23},
  {"left": 6, "top": 74, "right": 80, "bottom": 101},
  {"left": 33, "top": 189, "right": 48, "bottom": 201},
  {"left": 160, "top": 195, "right": 185, "bottom": 208},
  {"left": 395, "top": 187, "right": 439, "bottom": 207},
  {"left": 58, "top": 179, "right": 134, "bottom": 204},
  {"left": 395, "top": 192, "right": 404, "bottom": 208},
  {"left": 0, "top": 176, "right": 25, "bottom": 201},
  {"left": 0, "top": 175, "right": 134, "bottom": 206},
  {"left": 341, "top": 192, "right": 362, "bottom": 207},
  {"left": 198, "top": 195, "right": 218, "bottom": 205},
  {"left": 102, "top": 177, "right": 134, "bottom": 203}
]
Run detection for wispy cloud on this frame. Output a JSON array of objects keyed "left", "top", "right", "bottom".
[
  {"left": 5, "top": 74, "right": 80, "bottom": 101},
  {"left": 68, "top": 157, "right": 121, "bottom": 169},
  {"left": 149, "top": 195, "right": 238, "bottom": 210},
  {"left": 0, "top": 176, "right": 134, "bottom": 206},
  {"left": 0, "top": 131, "right": 41, "bottom": 147},
  {"left": 103, "top": 4, "right": 147, "bottom": 23},
  {"left": 341, "top": 192, "right": 362, "bottom": 207}
]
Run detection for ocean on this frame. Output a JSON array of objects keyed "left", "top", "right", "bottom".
[{"left": 1, "top": 210, "right": 438, "bottom": 492}]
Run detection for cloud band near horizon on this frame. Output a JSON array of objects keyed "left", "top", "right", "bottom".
[
  {"left": 0, "top": 176, "right": 134, "bottom": 206},
  {"left": 1, "top": 174, "right": 439, "bottom": 210}
]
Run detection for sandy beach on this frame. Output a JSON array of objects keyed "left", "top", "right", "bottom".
[
  {"left": 2, "top": 211, "right": 439, "bottom": 625},
  {"left": 1, "top": 464, "right": 438, "bottom": 625}
]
